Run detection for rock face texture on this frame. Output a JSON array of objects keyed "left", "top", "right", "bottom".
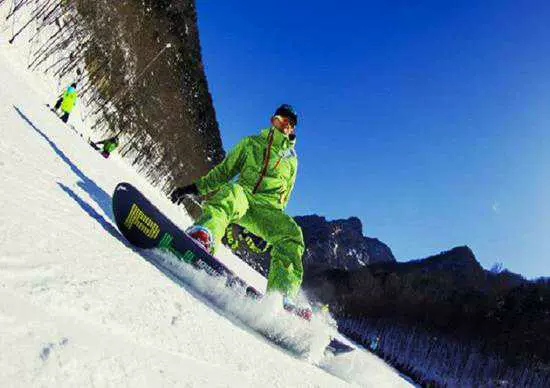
[
  {"left": 295, "top": 215, "right": 395, "bottom": 272},
  {"left": 228, "top": 215, "right": 395, "bottom": 277}
]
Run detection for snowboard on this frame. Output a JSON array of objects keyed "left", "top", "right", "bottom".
[
  {"left": 45, "top": 103, "right": 79, "bottom": 135},
  {"left": 89, "top": 140, "right": 101, "bottom": 151},
  {"left": 112, "top": 182, "right": 354, "bottom": 355},
  {"left": 45, "top": 103, "right": 64, "bottom": 120},
  {"left": 88, "top": 139, "right": 111, "bottom": 158},
  {"left": 113, "top": 181, "right": 262, "bottom": 296}
]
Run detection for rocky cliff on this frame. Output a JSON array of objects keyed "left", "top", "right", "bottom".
[
  {"left": 296, "top": 215, "right": 395, "bottom": 272},
  {"left": 229, "top": 215, "right": 395, "bottom": 277}
]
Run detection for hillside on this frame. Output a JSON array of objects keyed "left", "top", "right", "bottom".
[
  {"left": 1, "top": 0, "right": 224, "bottom": 190},
  {"left": 305, "top": 246, "right": 550, "bottom": 386},
  {"left": 0, "top": 27, "right": 410, "bottom": 387}
]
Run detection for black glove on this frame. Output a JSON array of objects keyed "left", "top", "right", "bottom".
[{"left": 170, "top": 183, "right": 199, "bottom": 204}]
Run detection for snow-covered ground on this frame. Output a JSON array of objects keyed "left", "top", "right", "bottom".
[{"left": 0, "top": 14, "right": 411, "bottom": 388}]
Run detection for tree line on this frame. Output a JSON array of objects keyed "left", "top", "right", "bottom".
[
  {"left": 3, "top": 0, "right": 224, "bottom": 194},
  {"left": 305, "top": 247, "right": 550, "bottom": 386}
]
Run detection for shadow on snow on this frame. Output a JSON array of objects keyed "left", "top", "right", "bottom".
[
  {"left": 12, "top": 106, "right": 356, "bottom": 383},
  {"left": 13, "top": 105, "right": 222, "bottom": 315},
  {"left": 14, "top": 105, "right": 113, "bottom": 222}
]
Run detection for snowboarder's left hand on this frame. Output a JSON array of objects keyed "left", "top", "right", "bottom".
[{"left": 170, "top": 184, "right": 199, "bottom": 204}]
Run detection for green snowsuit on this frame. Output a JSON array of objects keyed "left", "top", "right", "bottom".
[
  {"left": 60, "top": 86, "right": 77, "bottom": 113},
  {"left": 101, "top": 138, "right": 119, "bottom": 153},
  {"left": 195, "top": 127, "right": 304, "bottom": 298}
]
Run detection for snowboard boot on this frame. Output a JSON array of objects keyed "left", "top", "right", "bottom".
[
  {"left": 186, "top": 225, "right": 213, "bottom": 254},
  {"left": 283, "top": 296, "right": 313, "bottom": 321}
]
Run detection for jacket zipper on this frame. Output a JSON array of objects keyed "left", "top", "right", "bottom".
[{"left": 252, "top": 129, "right": 275, "bottom": 194}]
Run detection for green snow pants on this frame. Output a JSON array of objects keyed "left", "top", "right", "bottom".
[{"left": 196, "top": 183, "right": 305, "bottom": 298}]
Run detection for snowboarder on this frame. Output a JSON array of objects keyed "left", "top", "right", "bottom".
[
  {"left": 90, "top": 135, "right": 120, "bottom": 158},
  {"left": 171, "top": 104, "right": 309, "bottom": 317},
  {"left": 53, "top": 83, "right": 78, "bottom": 123}
]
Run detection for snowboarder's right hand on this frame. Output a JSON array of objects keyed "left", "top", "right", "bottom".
[{"left": 170, "top": 184, "right": 199, "bottom": 204}]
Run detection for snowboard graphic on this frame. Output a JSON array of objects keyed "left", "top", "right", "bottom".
[
  {"left": 112, "top": 182, "right": 354, "bottom": 355},
  {"left": 112, "top": 182, "right": 261, "bottom": 297}
]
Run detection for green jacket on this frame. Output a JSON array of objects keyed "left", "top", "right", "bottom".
[
  {"left": 195, "top": 127, "right": 298, "bottom": 210},
  {"left": 60, "top": 86, "right": 77, "bottom": 113},
  {"left": 102, "top": 138, "right": 119, "bottom": 153}
]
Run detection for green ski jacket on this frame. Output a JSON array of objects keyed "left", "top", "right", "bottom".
[
  {"left": 195, "top": 127, "right": 298, "bottom": 210},
  {"left": 102, "top": 138, "right": 119, "bottom": 153},
  {"left": 60, "top": 86, "right": 77, "bottom": 113}
]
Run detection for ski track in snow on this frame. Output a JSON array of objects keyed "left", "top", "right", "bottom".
[{"left": 0, "top": 8, "right": 412, "bottom": 387}]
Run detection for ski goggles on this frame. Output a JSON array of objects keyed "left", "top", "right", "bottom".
[{"left": 273, "top": 115, "right": 295, "bottom": 129}]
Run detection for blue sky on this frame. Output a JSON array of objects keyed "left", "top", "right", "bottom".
[{"left": 195, "top": 1, "right": 550, "bottom": 278}]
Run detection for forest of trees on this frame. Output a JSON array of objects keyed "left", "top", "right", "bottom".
[
  {"left": 3, "top": 0, "right": 223, "bottom": 193},
  {"left": 305, "top": 247, "right": 550, "bottom": 386},
  {"left": 340, "top": 317, "right": 549, "bottom": 387}
]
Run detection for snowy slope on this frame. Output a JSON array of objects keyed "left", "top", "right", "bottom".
[{"left": 0, "top": 29, "right": 411, "bottom": 388}]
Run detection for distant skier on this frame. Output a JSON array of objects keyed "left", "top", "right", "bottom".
[
  {"left": 369, "top": 335, "right": 380, "bottom": 352},
  {"left": 90, "top": 135, "right": 119, "bottom": 158},
  {"left": 53, "top": 83, "right": 78, "bottom": 123},
  {"left": 171, "top": 104, "right": 310, "bottom": 318}
]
